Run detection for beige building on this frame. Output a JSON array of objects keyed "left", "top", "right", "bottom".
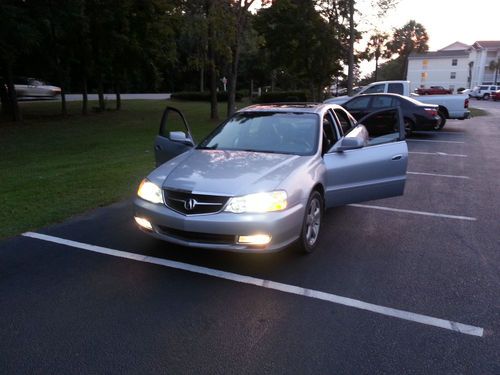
[{"left": 407, "top": 41, "right": 500, "bottom": 93}]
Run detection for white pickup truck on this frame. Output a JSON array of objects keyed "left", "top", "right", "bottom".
[{"left": 325, "top": 80, "right": 470, "bottom": 128}]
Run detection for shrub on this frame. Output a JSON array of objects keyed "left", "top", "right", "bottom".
[
  {"left": 171, "top": 91, "right": 242, "bottom": 102},
  {"left": 255, "top": 91, "right": 308, "bottom": 103}
]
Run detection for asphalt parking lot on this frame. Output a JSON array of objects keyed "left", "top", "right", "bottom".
[{"left": 1, "top": 100, "right": 499, "bottom": 374}]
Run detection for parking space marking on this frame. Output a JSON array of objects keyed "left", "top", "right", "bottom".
[
  {"left": 22, "top": 231, "right": 484, "bottom": 337},
  {"left": 409, "top": 151, "right": 468, "bottom": 157},
  {"left": 348, "top": 204, "right": 477, "bottom": 221},
  {"left": 407, "top": 139, "right": 465, "bottom": 144},
  {"left": 407, "top": 171, "right": 470, "bottom": 179}
]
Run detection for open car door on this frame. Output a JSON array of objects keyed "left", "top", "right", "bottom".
[
  {"left": 154, "top": 107, "right": 195, "bottom": 166},
  {"left": 324, "top": 107, "right": 408, "bottom": 207}
]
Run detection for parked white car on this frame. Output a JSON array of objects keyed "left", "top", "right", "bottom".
[
  {"left": 469, "top": 85, "right": 500, "bottom": 100},
  {"left": 14, "top": 77, "right": 61, "bottom": 98}
]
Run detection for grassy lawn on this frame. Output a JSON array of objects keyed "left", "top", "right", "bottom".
[
  {"left": 0, "top": 99, "right": 236, "bottom": 239},
  {"left": 469, "top": 107, "right": 489, "bottom": 117}
]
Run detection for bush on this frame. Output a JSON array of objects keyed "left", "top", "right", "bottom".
[
  {"left": 171, "top": 91, "right": 242, "bottom": 102},
  {"left": 255, "top": 91, "right": 308, "bottom": 103}
]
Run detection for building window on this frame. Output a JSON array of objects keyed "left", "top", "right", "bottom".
[
  {"left": 450, "top": 72, "right": 456, "bottom": 79},
  {"left": 452, "top": 59, "right": 458, "bottom": 66}
]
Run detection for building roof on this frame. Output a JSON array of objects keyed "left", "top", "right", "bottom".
[
  {"left": 473, "top": 41, "right": 500, "bottom": 49},
  {"left": 439, "top": 42, "right": 471, "bottom": 51},
  {"left": 409, "top": 50, "right": 469, "bottom": 59}
]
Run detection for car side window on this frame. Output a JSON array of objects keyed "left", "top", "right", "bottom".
[
  {"left": 322, "top": 112, "right": 338, "bottom": 155},
  {"left": 370, "top": 96, "right": 396, "bottom": 109},
  {"left": 363, "top": 84, "right": 385, "bottom": 94},
  {"left": 388, "top": 83, "right": 404, "bottom": 95},
  {"left": 361, "top": 109, "right": 401, "bottom": 146},
  {"left": 333, "top": 108, "right": 355, "bottom": 135},
  {"left": 344, "top": 96, "right": 371, "bottom": 110}
]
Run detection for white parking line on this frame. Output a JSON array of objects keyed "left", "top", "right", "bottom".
[
  {"left": 22, "top": 231, "right": 483, "bottom": 337},
  {"left": 409, "top": 151, "right": 468, "bottom": 157},
  {"left": 407, "top": 139, "right": 465, "bottom": 144},
  {"left": 348, "top": 204, "right": 476, "bottom": 221},
  {"left": 407, "top": 171, "right": 470, "bottom": 179}
]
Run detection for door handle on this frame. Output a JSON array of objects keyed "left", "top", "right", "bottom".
[
  {"left": 155, "top": 145, "right": 161, "bottom": 151},
  {"left": 392, "top": 154, "right": 402, "bottom": 160}
]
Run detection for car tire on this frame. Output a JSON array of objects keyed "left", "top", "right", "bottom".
[
  {"left": 434, "top": 111, "right": 446, "bottom": 130},
  {"left": 483, "top": 93, "right": 490, "bottom": 100},
  {"left": 298, "top": 191, "right": 323, "bottom": 254},
  {"left": 404, "top": 118, "right": 414, "bottom": 136}
]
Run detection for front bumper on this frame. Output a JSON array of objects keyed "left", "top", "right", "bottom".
[{"left": 134, "top": 198, "right": 305, "bottom": 253}]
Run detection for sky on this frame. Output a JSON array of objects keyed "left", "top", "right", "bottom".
[{"left": 358, "top": 0, "right": 500, "bottom": 76}]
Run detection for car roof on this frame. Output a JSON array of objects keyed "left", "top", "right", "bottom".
[{"left": 238, "top": 103, "right": 341, "bottom": 114}]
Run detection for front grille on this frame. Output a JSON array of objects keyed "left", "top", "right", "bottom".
[
  {"left": 163, "top": 189, "right": 230, "bottom": 215},
  {"left": 157, "top": 226, "right": 235, "bottom": 245}
]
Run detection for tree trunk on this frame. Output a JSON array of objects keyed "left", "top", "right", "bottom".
[
  {"left": 227, "top": 43, "right": 240, "bottom": 117},
  {"left": 60, "top": 90, "right": 67, "bottom": 116},
  {"left": 6, "top": 64, "right": 21, "bottom": 122},
  {"left": 200, "top": 63, "right": 204, "bottom": 92},
  {"left": 115, "top": 83, "right": 121, "bottom": 111},
  {"left": 347, "top": 0, "right": 355, "bottom": 96},
  {"left": 97, "top": 73, "right": 105, "bottom": 111},
  {"left": 207, "top": 3, "right": 218, "bottom": 121},
  {"left": 82, "top": 76, "right": 88, "bottom": 115},
  {"left": 374, "top": 55, "right": 379, "bottom": 81}
]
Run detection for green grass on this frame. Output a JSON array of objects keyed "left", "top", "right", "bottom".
[
  {"left": 469, "top": 107, "right": 489, "bottom": 117},
  {"left": 0, "top": 99, "right": 238, "bottom": 239}
]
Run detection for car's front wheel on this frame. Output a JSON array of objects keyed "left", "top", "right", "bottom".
[
  {"left": 434, "top": 111, "right": 446, "bottom": 130},
  {"left": 483, "top": 93, "right": 490, "bottom": 100},
  {"left": 298, "top": 191, "right": 323, "bottom": 253}
]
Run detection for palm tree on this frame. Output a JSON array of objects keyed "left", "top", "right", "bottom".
[
  {"left": 489, "top": 58, "right": 500, "bottom": 85},
  {"left": 363, "top": 32, "right": 389, "bottom": 81}
]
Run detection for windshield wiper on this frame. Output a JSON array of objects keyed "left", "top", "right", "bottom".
[{"left": 197, "top": 144, "right": 218, "bottom": 150}]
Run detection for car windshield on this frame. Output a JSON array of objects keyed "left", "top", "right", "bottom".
[{"left": 197, "top": 112, "right": 319, "bottom": 156}]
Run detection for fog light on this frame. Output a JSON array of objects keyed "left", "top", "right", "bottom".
[
  {"left": 134, "top": 216, "right": 153, "bottom": 231},
  {"left": 238, "top": 234, "right": 271, "bottom": 245}
]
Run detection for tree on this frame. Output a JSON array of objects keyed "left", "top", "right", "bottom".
[
  {"left": 226, "top": 0, "right": 258, "bottom": 117},
  {"left": 386, "top": 20, "right": 429, "bottom": 78},
  {"left": 488, "top": 59, "right": 500, "bottom": 85},
  {"left": 362, "top": 32, "right": 389, "bottom": 81},
  {"left": 255, "top": 0, "right": 342, "bottom": 100},
  {"left": 0, "top": 1, "right": 40, "bottom": 121}
]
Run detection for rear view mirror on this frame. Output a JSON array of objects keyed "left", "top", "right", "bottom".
[{"left": 169, "top": 131, "right": 194, "bottom": 146}]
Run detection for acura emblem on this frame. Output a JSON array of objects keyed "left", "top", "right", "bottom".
[{"left": 184, "top": 198, "right": 198, "bottom": 211}]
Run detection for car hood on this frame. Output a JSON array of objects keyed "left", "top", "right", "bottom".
[{"left": 157, "top": 150, "right": 304, "bottom": 196}]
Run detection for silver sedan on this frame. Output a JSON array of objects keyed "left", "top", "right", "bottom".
[{"left": 134, "top": 103, "right": 408, "bottom": 253}]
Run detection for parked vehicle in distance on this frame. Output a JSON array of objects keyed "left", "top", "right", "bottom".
[
  {"left": 134, "top": 104, "right": 408, "bottom": 253},
  {"left": 342, "top": 93, "right": 441, "bottom": 132},
  {"left": 470, "top": 85, "right": 500, "bottom": 100},
  {"left": 324, "top": 80, "right": 470, "bottom": 128},
  {"left": 492, "top": 90, "right": 500, "bottom": 101},
  {"left": 14, "top": 77, "right": 61, "bottom": 98},
  {"left": 458, "top": 88, "right": 473, "bottom": 96},
  {"left": 415, "top": 86, "right": 452, "bottom": 95}
]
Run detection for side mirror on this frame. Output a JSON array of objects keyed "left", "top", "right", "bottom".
[
  {"left": 334, "top": 137, "right": 365, "bottom": 151},
  {"left": 169, "top": 131, "right": 194, "bottom": 146},
  {"left": 332, "top": 125, "right": 368, "bottom": 152}
]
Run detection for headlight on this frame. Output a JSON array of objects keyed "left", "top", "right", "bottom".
[
  {"left": 225, "top": 191, "right": 287, "bottom": 213},
  {"left": 137, "top": 179, "right": 163, "bottom": 204}
]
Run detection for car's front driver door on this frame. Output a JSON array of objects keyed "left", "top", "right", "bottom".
[
  {"left": 154, "top": 107, "right": 195, "bottom": 166},
  {"left": 324, "top": 107, "right": 408, "bottom": 207}
]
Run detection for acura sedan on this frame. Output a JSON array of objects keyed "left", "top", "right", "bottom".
[{"left": 134, "top": 103, "right": 408, "bottom": 253}]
